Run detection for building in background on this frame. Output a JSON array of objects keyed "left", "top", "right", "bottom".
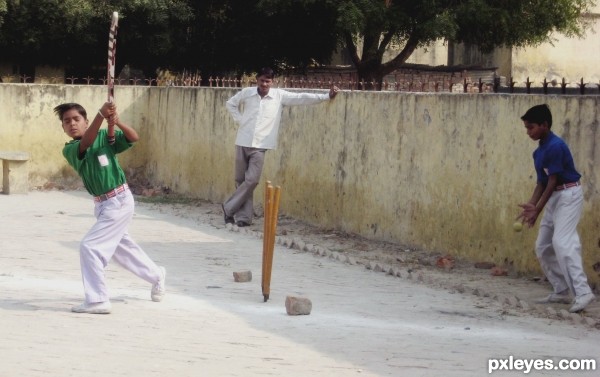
[{"left": 445, "top": 4, "right": 600, "bottom": 85}]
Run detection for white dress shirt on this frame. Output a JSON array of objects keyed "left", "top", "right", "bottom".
[{"left": 226, "top": 87, "right": 330, "bottom": 149}]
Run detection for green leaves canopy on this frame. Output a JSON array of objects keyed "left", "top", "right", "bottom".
[
  {"left": 0, "top": 0, "right": 594, "bottom": 82},
  {"left": 314, "top": 0, "right": 595, "bottom": 82},
  {"left": 0, "top": 0, "right": 193, "bottom": 77}
]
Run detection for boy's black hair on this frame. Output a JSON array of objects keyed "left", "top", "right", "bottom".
[
  {"left": 53, "top": 103, "right": 87, "bottom": 122},
  {"left": 256, "top": 67, "right": 274, "bottom": 79},
  {"left": 521, "top": 104, "right": 552, "bottom": 128}
]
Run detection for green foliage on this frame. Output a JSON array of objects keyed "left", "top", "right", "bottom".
[
  {"left": 0, "top": 0, "right": 193, "bottom": 77},
  {"left": 0, "top": 0, "right": 93, "bottom": 66},
  {"left": 186, "top": 0, "right": 338, "bottom": 76},
  {"left": 316, "top": 0, "right": 595, "bottom": 83},
  {"left": 0, "top": 0, "right": 6, "bottom": 27},
  {"left": 0, "top": 0, "right": 595, "bottom": 83},
  {"left": 112, "top": 0, "right": 194, "bottom": 75},
  {"left": 453, "top": 0, "right": 593, "bottom": 51}
]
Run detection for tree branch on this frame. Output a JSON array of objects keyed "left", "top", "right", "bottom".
[
  {"left": 344, "top": 32, "right": 361, "bottom": 67},
  {"left": 381, "top": 32, "right": 420, "bottom": 75},
  {"left": 378, "top": 29, "right": 396, "bottom": 58}
]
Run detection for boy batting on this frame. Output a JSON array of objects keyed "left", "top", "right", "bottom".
[{"left": 54, "top": 101, "right": 166, "bottom": 314}]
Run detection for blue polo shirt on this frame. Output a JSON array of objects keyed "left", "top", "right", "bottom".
[{"left": 533, "top": 131, "right": 581, "bottom": 187}]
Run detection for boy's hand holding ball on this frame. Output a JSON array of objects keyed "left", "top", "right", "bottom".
[
  {"left": 516, "top": 202, "right": 538, "bottom": 231},
  {"left": 513, "top": 221, "right": 523, "bottom": 232}
]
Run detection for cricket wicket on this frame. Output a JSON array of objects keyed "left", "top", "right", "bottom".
[{"left": 262, "top": 181, "right": 281, "bottom": 302}]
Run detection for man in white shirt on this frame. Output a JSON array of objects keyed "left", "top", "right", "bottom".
[{"left": 223, "top": 67, "right": 339, "bottom": 226}]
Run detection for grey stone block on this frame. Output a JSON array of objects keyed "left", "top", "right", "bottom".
[
  {"left": 285, "top": 296, "right": 312, "bottom": 315},
  {"left": 233, "top": 270, "right": 252, "bottom": 282}
]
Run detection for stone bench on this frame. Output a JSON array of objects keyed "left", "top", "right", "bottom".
[{"left": 0, "top": 151, "right": 30, "bottom": 194}]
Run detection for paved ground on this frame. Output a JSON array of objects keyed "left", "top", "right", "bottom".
[{"left": 1, "top": 191, "right": 599, "bottom": 377}]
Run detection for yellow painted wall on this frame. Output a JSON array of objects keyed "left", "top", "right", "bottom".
[
  {"left": 512, "top": 6, "right": 600, "bottom": 84},
  {"left": 1, "top": 84, "right": 599, "bottom": 285}
]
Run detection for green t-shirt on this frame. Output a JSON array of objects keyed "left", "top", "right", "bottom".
[{"left": 63, "top": 129, "right": 133, "bottom": 196}]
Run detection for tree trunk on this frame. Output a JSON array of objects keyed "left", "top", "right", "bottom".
[{"left": 356, "top": 62, "right": 385, "bottom": 91}]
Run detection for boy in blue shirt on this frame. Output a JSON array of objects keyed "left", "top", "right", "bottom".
[
  {"left": 517, "top": 104, "right": 595, "bottom": 313},
  {"left": 55, "top": 101, "right": 166, "bottom": 314}
]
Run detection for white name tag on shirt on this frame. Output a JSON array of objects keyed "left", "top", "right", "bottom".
[{"left": 98, "top": 154, "right": 109, "bottom": 167}]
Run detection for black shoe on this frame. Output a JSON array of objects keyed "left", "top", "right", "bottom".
[
  {"left": 222, "top": 204, "right": 234, "bottom": 225},
  {"left": 236, "top": 221, "right": 251, "bottom": 227}
]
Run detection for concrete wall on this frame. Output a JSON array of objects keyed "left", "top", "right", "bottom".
[
  {"left": 512, "top": 5, "right": 600, "bottom": 84},
  {"left": 402, "top": 39, "right": 449, "bottom": 67},
  {"left": 512, "top": 31, "right": 600, "bottom": 84},
  {"left": 447, "top": 43, "right": 513, "bottom": 79},
  {"left": 1, "top": 83, "right": 599, "bottom": 285},
  {"left": 450, "top": 7, "right": 600, "bottom": 84}
]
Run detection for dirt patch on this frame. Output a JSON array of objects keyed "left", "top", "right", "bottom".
[
  {"left": 130, "top": 191, "right": 599, "bottom": 330},
  {"left": 39, "top": 171, "right": 599, "bottom": 330}
]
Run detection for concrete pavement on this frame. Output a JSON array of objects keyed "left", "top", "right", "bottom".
[{"left": 1, "top": 191, "right": 599, "bottom": 377}]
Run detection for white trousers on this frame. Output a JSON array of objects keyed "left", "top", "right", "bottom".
[
  {"left": 535, "top": 185, "right": 592, "bottom": 297},
  {"left": 80, "top": 189, "right": 161, "bottom": 303}
]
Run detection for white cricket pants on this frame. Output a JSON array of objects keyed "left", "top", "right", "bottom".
[
  {"left": 79, "top": 189, "right": 161, "bottom": 303},
  {"left": 535, "top": 185, "right": 592, "bottom": 297}
]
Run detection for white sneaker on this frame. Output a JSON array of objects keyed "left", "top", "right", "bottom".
[
  {"left": 71, "top": 301, "right": 111, "bottom": 314},
  {"left": 569, "top": 293, "right": 596, "bottom": 313},
  {"left": 535, "top": 292, "right": 571, "bottom": 304},
  {"left": 151, "top": 266, "right": 166, "bottom": 302}
]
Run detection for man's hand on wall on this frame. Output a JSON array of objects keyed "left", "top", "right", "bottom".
[{"left": 329, "top": 86, "right": 339, "bottom": 99}]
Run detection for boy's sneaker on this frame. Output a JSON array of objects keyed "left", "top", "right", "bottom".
[
  {"left": 569, "top": 293, "right": 596, "bottom": 313},
  {"left": 151, "top": 266, "right": 166, "bottom": 302},
  {"left": 71, "top": 301, "right": 112, "bottom": 314},
  {"left": 535, "top": 292, "right": 571, "bottom": 304}
]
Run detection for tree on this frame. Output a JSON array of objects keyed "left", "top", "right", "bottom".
[
  {"left": 0, "top": 0, "right": 95, "bottom": 74},
  {"left": 1, "top": 0, "right": 594, "bottom": 84},
  {"left": 108, "top": 0, "right": 194, "bottom": 78},
  {"left": 0, "top": 0, "right": 193, "bottom": 79},
  {"left": 185, "top": 0, "right": 338, "bottom": 78},
  {"left": 0, "top": 0, "right": 337, "bottom": 81},
  {"left": 261, "top": 0, "right": 595, "bottom": 88}
]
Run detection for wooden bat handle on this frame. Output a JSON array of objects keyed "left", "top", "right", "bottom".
[{"left": 107, "top": 11, "right": 118, "bottom": 144}]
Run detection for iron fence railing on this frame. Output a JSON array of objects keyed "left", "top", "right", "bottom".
[{"left": 2, "top": 74, "right": 600, "bottom": 95}]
